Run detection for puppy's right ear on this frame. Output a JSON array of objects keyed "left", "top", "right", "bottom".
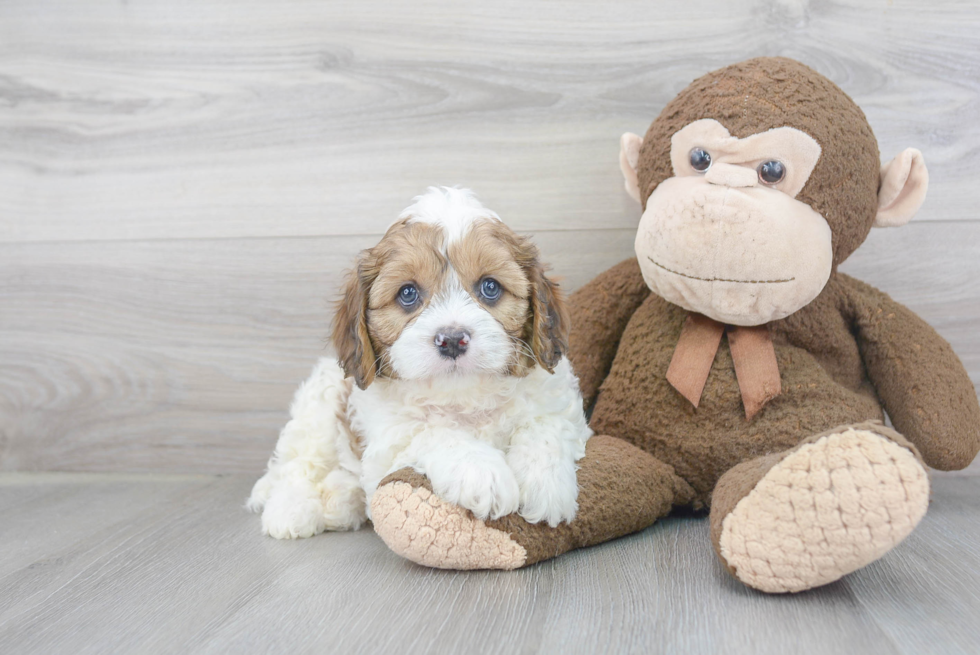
[{"left": 332, "top": 256, "right": 377, "bottom": 390}]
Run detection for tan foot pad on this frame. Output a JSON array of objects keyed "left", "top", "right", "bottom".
[
  {"left": 719, "top": 427, "right": 930, "bottom": 593},
  {"left": 371, "top": 480, "right": 527, "bottom": 570}
]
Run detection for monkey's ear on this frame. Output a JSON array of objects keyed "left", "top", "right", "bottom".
[
  {"left": 620, "top": 132, "right": 644, "bottom": 203},
  {"left": 874, "top": 148, "right": 929, "bottom": 228},
  {"left": 332, "top": 260, "right": 377, "bottom": 390}
]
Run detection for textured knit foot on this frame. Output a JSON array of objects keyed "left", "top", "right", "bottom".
[
  {"left": 717, "top": 425, "right": 929, "bottom": 593},
  {"left": 372, "top": 436, "right": 692, "bottom": 570},
  {"left": 371, "top": 472, "right": 527, "bottom": 570}
]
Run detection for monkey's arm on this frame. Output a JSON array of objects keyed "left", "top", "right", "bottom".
[
  {"left": 568, "top": 257, "right": 651, "bottom": 410},
  {"left": 843, "top": 274, "right": 980, "bottom": 470}
]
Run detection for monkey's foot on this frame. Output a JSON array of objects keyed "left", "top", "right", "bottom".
[
  {"left": 714, "top": 423, "right": 929, "bottom": 593},
  {"left": 371, "top": 470, "right": 527, "bottom": 569},
  {"left": 371, "top": 435, "right": 695, "bottom": 570}
]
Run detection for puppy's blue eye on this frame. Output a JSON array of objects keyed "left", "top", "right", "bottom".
[
  {"left": 479, "top": 278, "right": 501, "bottom": 302},
  {"left": 397, "top": 284, "right": 419, "bottom": 308}
]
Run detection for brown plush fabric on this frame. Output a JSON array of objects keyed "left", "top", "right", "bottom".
[
  {"left": 380, "top": 467, "right": 435, "bottom": 494},
  {"left": 376, "top": 436, "right": 695, "bottom": 567},
  {"left": 707, "top": 420, "right": 925, "bottom": 577},
  {"left": 567, "top": 258, "right": 651, "bottom": 410},
  {"left": 585, "top": 261, "right": 978, "bottom": 505},
  {"left": 846, "top": 275, "right": 980, "bottom": 469},
  {"left": 635, "top": 56, "right": 880, "bottom": 268}
]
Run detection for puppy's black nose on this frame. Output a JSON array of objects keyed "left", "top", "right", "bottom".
[{"left": 434, "top": 329, "right": 470, "bottom": 359}]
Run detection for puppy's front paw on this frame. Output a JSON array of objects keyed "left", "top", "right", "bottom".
[
  {"left": 427, "top": 452, "right": 520, "bottom": 521},
  {"left": 515, "top": 461, "right": 579, "bottom": 528},
  {"left": 260, "top": 489, "right": 327, "bottom": 539}
]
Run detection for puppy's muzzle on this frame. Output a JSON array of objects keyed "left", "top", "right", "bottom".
[{"left": 434, "top": 329, "right": 470, "bottom": 360}]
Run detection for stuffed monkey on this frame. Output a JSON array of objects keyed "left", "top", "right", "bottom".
[{"left": 370, "top": 58, "right": 980, "bottom": 593}]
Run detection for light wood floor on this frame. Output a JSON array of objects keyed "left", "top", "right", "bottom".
[
  {"left": 2, "top": 1, "right": 980, "bottom": 653},
  {"left": 0, "top": 473, "right": 977, "bottom": 655}
]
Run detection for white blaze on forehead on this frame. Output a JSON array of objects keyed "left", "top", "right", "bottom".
[{"left": 397, "top": 187, "right": 501, "bottom": 248}]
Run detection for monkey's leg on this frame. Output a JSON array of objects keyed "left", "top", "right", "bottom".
[
  {"left": 370, "top": 435, "right": 695, "bottom": 570},
  {"left": 710, "top": 421, "right": 930, "bottom": 593}
]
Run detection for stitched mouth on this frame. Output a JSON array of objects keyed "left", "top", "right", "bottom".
[{"left": 647, "top": 256, "right": 795, "bottom": 284}]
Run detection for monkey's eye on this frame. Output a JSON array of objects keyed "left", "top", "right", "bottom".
[
  {"left": 479, "top": 277, "right": 502, "bottom": 303},
  {"left": 758, "top": 160, "right": 786, "bottom": 185},
  {"left": 397, "top": 284, "right": 420, "bottom": 308},
  {"left": 689, "top": 148, "right": 712, "bottom": 173}
]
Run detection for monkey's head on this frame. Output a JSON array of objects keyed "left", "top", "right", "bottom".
[{"left": 620, "top": 57, "right": 928, "bottom": 326}]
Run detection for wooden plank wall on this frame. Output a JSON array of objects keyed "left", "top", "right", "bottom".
[{"left": 1, "top": 0, "right": 978, "bottom": 474}]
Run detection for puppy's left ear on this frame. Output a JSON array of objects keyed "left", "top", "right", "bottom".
[
  {"left": 332, "top": 254, "right": 378, "bottom": 390},
  {"left": 526, "top": 259, "right": 569, "bottom": 373}
]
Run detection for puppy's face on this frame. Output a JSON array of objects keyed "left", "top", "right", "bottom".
[{"left": 333, "top": 190, "right": 567, "bottom": 389}]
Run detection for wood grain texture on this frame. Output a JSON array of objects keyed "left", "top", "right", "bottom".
[
  {"left": 1, "top": 0, "right": 979, "bottom": 244},
  {"left": 0, "top": 473, "right": 978, "bottom": 654}
]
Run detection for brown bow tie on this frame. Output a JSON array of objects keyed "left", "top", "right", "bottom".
[{"left": 666, "top": 313, "right": 781, "bottom": 420}]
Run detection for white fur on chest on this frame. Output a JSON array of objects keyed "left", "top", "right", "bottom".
[{"left": 349, "top": 358, "right": 590, "bottom": 504}]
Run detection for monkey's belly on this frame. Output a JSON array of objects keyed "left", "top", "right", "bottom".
[{"left": 590, "top": 317, "right": 882, "bottom": 507}]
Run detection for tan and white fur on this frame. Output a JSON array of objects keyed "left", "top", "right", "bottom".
[{"left": 247, "top": 188, "right": 592, "bottom": 539}]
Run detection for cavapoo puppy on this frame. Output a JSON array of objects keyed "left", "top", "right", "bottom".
[{"left": 247, "top": 187, "right": 592, "bottom": 539}]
